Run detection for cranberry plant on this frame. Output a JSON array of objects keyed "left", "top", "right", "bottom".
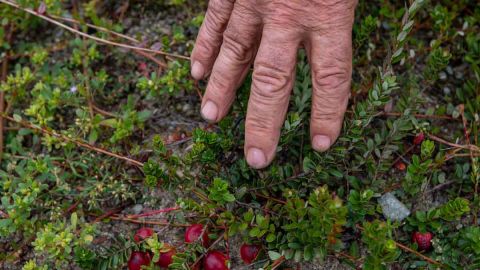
[{"left": 0, "top": 0, "right": 479, "bottom": 269}]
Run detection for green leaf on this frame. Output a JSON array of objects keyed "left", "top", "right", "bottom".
[
  {"left": 268, "top": 251, "right": 282, "bottom": 261},
  {"left": 249, "top": 227, "right": 260, "bottom": 237},
  {"left": 266, "top": 233, "right": 276, "bottom": 243}
]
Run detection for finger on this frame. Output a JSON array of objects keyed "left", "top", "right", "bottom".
[
  {"left": 245, "top": 27, "right": 301, "bottom": 169},
  {"left": 190, "top": 0, "right": 235, "bottom": 80},
  {"left": 201, "top": 4, "right": 261, "bottom": 122},
  {"left": 307, "top": 30, "right": 352, "bottom": 152}
]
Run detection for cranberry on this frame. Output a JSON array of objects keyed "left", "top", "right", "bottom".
[
  {"left": 413, "top": 133, "right": 425, "bottom": 145},
  {"left": 240, "top": 243, "right": 261, "bottom": 264},
  {"left": 134, "top": 227, "right": 154, "bottom": 243},
  {"left": 204, "top": 250, "right": 229, "bottom": 270},
  {"left": 185, "top": 224, "right": 209, "bottom": 246},
  {"left": 156, "top": 245, "right": 176, "bottom": 268},
  {"left": 412, "top": 231, "right": 433, "bottom": 251},
  {"left": 128, "top": 251, "right": 151, "bottom": 270}
]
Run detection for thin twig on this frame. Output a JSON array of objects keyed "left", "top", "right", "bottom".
[
  {"left": 346, "top": 110, "right": 458, "bottom": 121},
  {"left": 92, "top": 104, "right": 117, "bottom": 118},
  {"left": 127, "top": 206, "right": 181, "bottom": 219},
  {"left": 271, "top": 256, "right": 286, "bottom": 270},
  {"left": 459, "top": 104, "right": 478, "bottom": 225},
  {"left": 254, "top": 192, "right": 287, "bottom": 205},
  {"left": 0, "top": 24, "right": 13, "bottom": 163},
  {"left": 2, "top": 114, "right": 144, "bottom": 167},
  {"left": 98, "top": 214, "right": 190, "bottom": 227},
  {"left": 424, "top": 180, "right": 456, "bottom": 195},
  {"left": 428, "top": 134, "right": 480, "bottom": 153},
  {"left": 91, "top": 205, "right": 127, "bottom": 224},
  {"left": 0, "top": 49, "right": 6, "bottom": 163}
]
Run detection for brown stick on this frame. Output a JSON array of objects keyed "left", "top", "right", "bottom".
[
  {"left": 271, "top": 256, "right": 287, "bottom": 270},
  {"left": 107, "top": 215, "right": 190, "bottom": 227},
  {"left": 127, "top": 206, "right": 181, "bottom": 219},
  {"left": 2, "top": 114, "right": 144, "bottom": 167},
  {"left": 381, "top": 111, "right": 457, "bottom": 121},
  {"left": 428, "top": 134, "right": 480, "bottom": 153},
  {"left": 0, "top": 24, "right": 13, "bottom": 163},
  {"left": 254, "top": 192, "right": 287, "bottom": 205},
  {"left": 346, "top": 110, "right": 458, "bottom": 121},
  {"left": 92, "top": 104, "right": 117, "bottom": 118},
  {"left": 91, "top": 206, "right": 128, "bottom": 224},
  {"left": 0, "top": 49, "right": 6, "bottom": 163}
]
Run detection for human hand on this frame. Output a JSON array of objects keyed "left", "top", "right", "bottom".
[{"left": 191, "top": 0, "right": 357, "bottom": 169}]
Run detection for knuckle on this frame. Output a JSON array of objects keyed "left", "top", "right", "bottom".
[
  {"left": 192, "top": 35, "right": 219, "bottom": 60},
  {"left": 252, "top": 63, "right": 291, "bottom": 100},
  {"left": 311, "top": 89, "right": 348, "bottom": 123},
  {"left": 222, "top": 31, "right": 253, "bottom": 64},
  {"left": 311, "top": 107, "right": 344, "bottom": 122},
  {"left": 313, "top": 67, "right": 350, "bottom": 91},
  {"left": 208, "top": 72, "right": 233, "bottom": 96},
  {"left": 246, "top": 115, "right": 280, "bottom": 137},
  {"left": 203, "top": 15, "right": 225, "bottom": 37},
  {"left": 207, "top": 0, "right": 234, "bottom": 23}
]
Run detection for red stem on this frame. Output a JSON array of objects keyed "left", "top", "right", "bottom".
[{"left": 127, "top": 206, "right": 180, "bottom": 219}]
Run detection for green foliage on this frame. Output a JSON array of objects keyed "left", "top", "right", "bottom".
[
  {"left": 457, "top": 226, "right": 480, "bottom": 265},
  {"left": 278, "top": 186, "right": 347, "bottom": 262},
  {"left": 347, "top": 189, "right": 376, "bottom": 224},
  {"left": 402, "top": 140, "right": 436, "bottom": 195},
  {"left": 32, "top": 213, "right": 95, "bottom": 268},
  {"left": 362, "top": 220, "right": 400, "bottom": 270},
  {"left": 207, "top": 178, "right": 235, "bottom": 205},
  {"left": 439, "top": 197, "right": 470, "bottom": 221},
  {"left": 0, "top": 157, "right": 50, "bottom": 237},
  {"left": 21, "top": 260, "right": 48, "bottom": 270},
  {"left": 354, "top": 15, "right": 378, "bottom": 47},
  {"left": 137, "top": 61, "right": 193, "bottom": 98},
  {"left": 424, "top": 45, "right": 452, "bottom": 82}
]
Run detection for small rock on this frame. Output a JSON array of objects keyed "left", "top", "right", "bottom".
[
  {"left": 446, "top": 66, "right": 454, "bottom": 75},
  {"left": 438, "top": 71, "right": 447, "bottom": 81},
  {"left": 443, "top": 86, "right": 451, "bottom": 95},
  {"left": 132, "top": 204, "right": 143, "bottom": 215},
  {"left": 454, "top": 70, "right": 464, "bottom": 80},
  {"left": 182, "top": 103, "right": 192, "bottom": 113},
  {"left": 378, "top": 193, "right": 410, "bottom": 222}
]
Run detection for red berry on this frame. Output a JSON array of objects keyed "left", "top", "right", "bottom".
[
  {"left": 204, "top": 251, "right": 229, "bottom": 270},
  {"left": 240, "top": 243, "right": 261, "bottom": 264},
  {"left": 156, "top": 245, "right": 176, "bottom": 268},
  {"left": 185, "top": 224, "right": 209, "bottom": 246},
  {"left": 395, "top": 161, "right": 406, "bottom": 171},
  {"left": 413, "top": 133, "right": 425, "bottom": 145},
  {"left": 134, "top": 227, "right": 154, "bottom": 243},
  {"left": 412, "top": 231, "right": 433, "bottom": 251},
  {"left": 128, "top": 251, "right": 151, "bottom": 270}
]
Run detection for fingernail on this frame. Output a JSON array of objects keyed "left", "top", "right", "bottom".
[
  {"left": 201, "top": 100, "right": 218, "bottom": 122},
  {"left": 312, "top": 135, "right": 331, "bottom": 152},
  {"left": 191, "top": 61, "right": 205, "bottom": 80},
  {"left": 247, "top": 148, "right": 267, "bottom": 169}
]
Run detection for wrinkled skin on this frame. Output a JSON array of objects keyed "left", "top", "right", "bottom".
[{"left": 191, "top": 0, "right": 357, "bottom": 169}]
